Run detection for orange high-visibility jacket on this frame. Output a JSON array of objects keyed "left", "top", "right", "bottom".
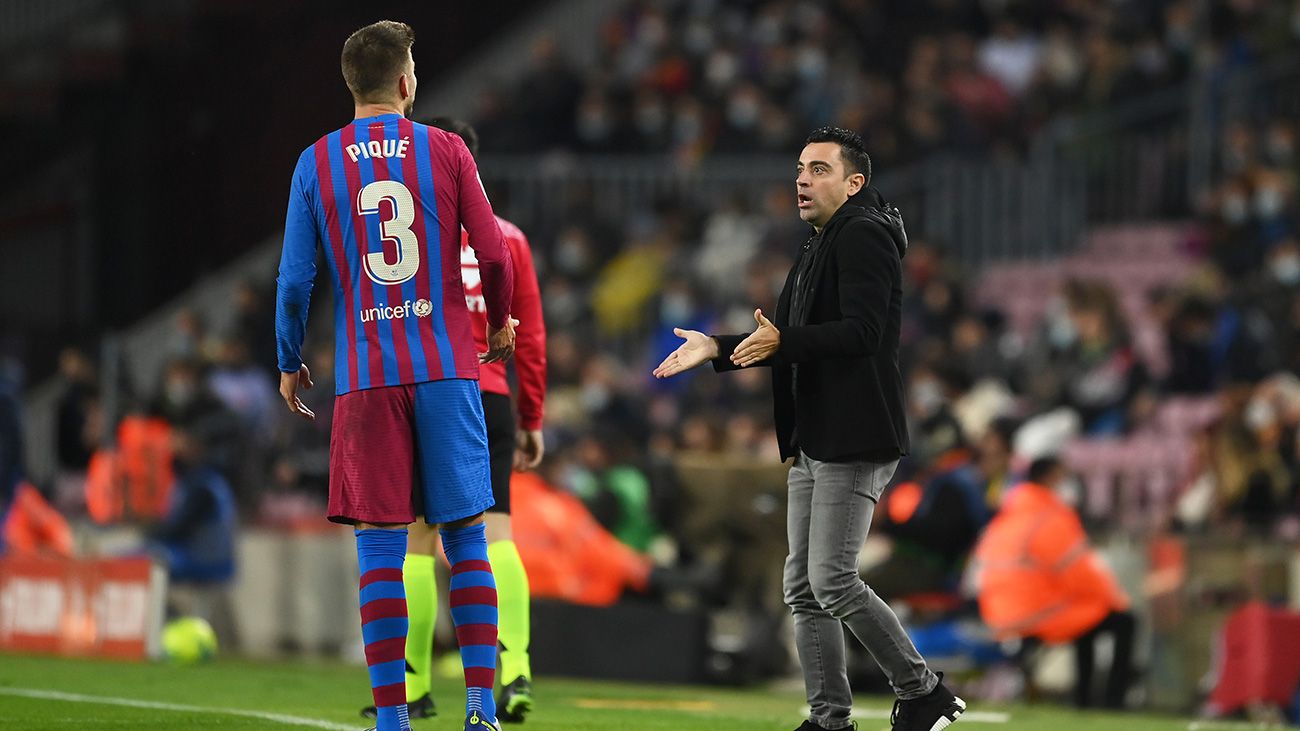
[
  {"left": 3, "top": 482, "right": 74, "bottom": 557},
  {"left": 971, "top": 482, "right": 1129, "bottom": 644},
  {"left": 85, "top": 417, "right": 173, "bottom": 524},
  {"left": 511, "top": 470, "right": 651, "bottom": 606}
]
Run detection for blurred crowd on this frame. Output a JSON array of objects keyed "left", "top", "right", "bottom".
[
  {"left": 473, "top": 0, "right": 1297, "bottom": 165},
  {"left": 25, "top": 113, "right": 1300, "bottom": 584}
]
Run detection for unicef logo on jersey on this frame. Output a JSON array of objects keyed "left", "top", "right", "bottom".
[{"left": 360, "top": 299, "right": 434, "bottom": 323}]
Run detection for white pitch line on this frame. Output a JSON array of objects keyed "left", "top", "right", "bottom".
[
  {"left": 0, "top": 687, "right": 359, "bottom": 730},
  {"left": 1188, "top": 722, "right": 1293, "bottom": 730},
  {"left": 803, "top": 705, "right": 1010, "bottom": 723}
]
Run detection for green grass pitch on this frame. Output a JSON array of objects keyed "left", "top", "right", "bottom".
[{"left": 0, "top": 652, "right": 1270, "bottom": 730}]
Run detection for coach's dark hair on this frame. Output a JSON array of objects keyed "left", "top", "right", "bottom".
[
  {"left": 341, "top": 20, "right": 415, "bottom": 102},
  {"left": 805, "top": 126, "right": 871, "bottom": 185},
  {"left": 425, "top": 117, "right": 480, "bottom": 158}
]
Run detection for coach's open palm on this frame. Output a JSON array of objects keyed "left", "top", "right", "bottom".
[
  {"left": 653, "top": 328, "right": 720, "bottom": 378},
  {"left": 482, "top": 317, "right": 520, "bottom": 364}
]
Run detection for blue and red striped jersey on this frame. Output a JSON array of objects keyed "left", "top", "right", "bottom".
[{"left": 275, "top": 114, "right": 514, "bottom": 395}]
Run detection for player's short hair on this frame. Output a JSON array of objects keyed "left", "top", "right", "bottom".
[
  {"left": 805, "top": 126, "right": 872, "bottom": 186},
  {"left": 425, "top": 117, "right": 480, "bottom": 158},
  {"left": 341, "top": 20, "right": 415, "bottom": 103}
]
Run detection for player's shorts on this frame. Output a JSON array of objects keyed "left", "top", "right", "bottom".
[
  {"left": 482, "top": 392, "right": 517, "bottom": 514},
  {"left": 328, "top": 379, "right": 494, "bottom": 526}
]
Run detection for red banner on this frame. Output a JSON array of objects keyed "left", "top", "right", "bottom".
[{"left": 0, "top": 555, "right": 167, "bottom": 659}]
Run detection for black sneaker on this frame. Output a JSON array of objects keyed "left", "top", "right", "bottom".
[
  {"left": 496, "top": 676, "right": 534, "bottom": 723},
  {"left": 360, "top": 693, "right": 436, "bottom": 720},
  {"left": 890, "top": 673, "right": 965, "bottom": 730},
  {"left": 792, "top": 721, "right": 854, "bottom": 730}
]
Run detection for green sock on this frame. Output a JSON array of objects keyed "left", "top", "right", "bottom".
[
  {"left": 403, "top": 552, "right": 437, "bottom": 701},
  {"left": 487, "top": 540, "right": 531, "bottom": 683}
]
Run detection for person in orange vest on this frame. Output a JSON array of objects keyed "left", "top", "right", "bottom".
[
  {"left": 970, "top": 456, "right": 1135, "bottom": 708},
  {"left": 509, "top": 469, "right": 652, "bottom": 607},
  {"left": 3, "top": 481, "right": 75, "bottom": 558}
]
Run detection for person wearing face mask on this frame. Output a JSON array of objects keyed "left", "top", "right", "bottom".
[
  {"left": 969, "top": 457, "right": 1135, "bottom": 709},
  {"left": 654, "top": 127, "right": 964, "bottom": 731},
  {"left": 152, "top": 359, "right": 243, "bottom": 480},
  {"left": 1252, "top": 171, "right": 1296, "bottom": 247}
]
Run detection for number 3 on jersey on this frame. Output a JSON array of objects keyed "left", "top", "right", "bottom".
[{"left": 358, "top": 180, "right": 420, "bottom": 285}]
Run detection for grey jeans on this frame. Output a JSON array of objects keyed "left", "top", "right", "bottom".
[{"left": 784, "top": 450, "right": 938, "bottom": 730}]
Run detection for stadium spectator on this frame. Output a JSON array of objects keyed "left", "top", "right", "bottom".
[
  {"left": 1196, "top": 384, "right": 1296, "bottom": 534},
  {"left": 0, "top": 359, "right": 26, "bottom": 549},
  {"left": 207, "top": 339, "right": 278, "bottom": 442},
  {"left": 568, "top": 432, "right": 660, "bottom": 553},
  {"left": 145, "top": 423, "right": 239, "bottom": 646},
  {"left": 467, "top": 0, "right": 1280, "bottom": 165},
  {"left": 146, "top": 425, "right": 237, "bottom": 585},
  {"left": 2, "top": 481, "right": 75, "bottom": 558},
  {"left": 151, "top": 359, "right": 243, "bottom": 496},
  {"left": 54, "top": 347, "right": 101, "bottom": 514},
  {"left": 970, "top": 457, "right": 1135, "bottom": 709}
]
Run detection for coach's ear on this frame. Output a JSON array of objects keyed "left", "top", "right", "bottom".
[{"left": 846, "top": 172, "right": 865, "bottom": 197}]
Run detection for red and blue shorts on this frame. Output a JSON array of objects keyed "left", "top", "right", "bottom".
[{"left": 328, "top": 379, "right": 494, "bottom": 526}]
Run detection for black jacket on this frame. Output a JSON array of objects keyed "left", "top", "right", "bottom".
[{"left": 712, "top": 187, "right": 909, "bottom": 463}]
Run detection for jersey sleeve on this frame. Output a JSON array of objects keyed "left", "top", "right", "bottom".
[
  {"left": 455, "top": 138, "right": 514, "bottom": 328},
  {"left": 275, "top": 149, "right": 319, "bottom": 373},
  {"left": 507, "top": 232, "right": 547, "bottom": 430}
]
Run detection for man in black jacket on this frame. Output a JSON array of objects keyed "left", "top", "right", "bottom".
[{"left": 655, "top": 128, "right": 964, "bottom": 731}]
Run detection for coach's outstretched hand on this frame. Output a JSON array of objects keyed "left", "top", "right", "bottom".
[
  {"left": 482, "top": 317, "right": 520, "bottom": 364},
  {"left": 653, "top": 328, "right": 720, "bottom": 378},
  {"left": 280, "top": 364, "right": 316, "bottom": 421},
  {"left": 731, "top": 309, "right": 780, "bottom": 367}
]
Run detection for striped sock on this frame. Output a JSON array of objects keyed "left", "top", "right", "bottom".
[
  {"left": 441, "top": 522, "right": 498, "bottom": 722},
  {"left": 356, "top": 528, "right": 412, "bottom": 731}
]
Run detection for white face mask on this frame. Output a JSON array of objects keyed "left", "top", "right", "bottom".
[
  {"left": 727, "top": 96, "right": 760, "bottom": 129},
  {"left": 794, "top": 47, "right": 827, "bottom": 81},
  {"left": 1256, "top": 187, "right": 1286, "bottom": 218},
  {"left": 660, "top": 293, "right": 693, "bottom": 323},
  {"left": 1048, "top": 312, "right": 1077, "bottom": 348},
  {"left": 1054, "top": 476, "right": 1083, "bottom": 507},
  {"left": 555, "top": 234, "right": 590, "bottom": 274},
  {"left": 910, "top": 380, "right": 945, "bottom": 418},
  {"left": 1222, "top": 195, "right": 1249, "bottom": 224},
  {"left": 1271, "top": 253, "right": 1300, "bottom": 285}
]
